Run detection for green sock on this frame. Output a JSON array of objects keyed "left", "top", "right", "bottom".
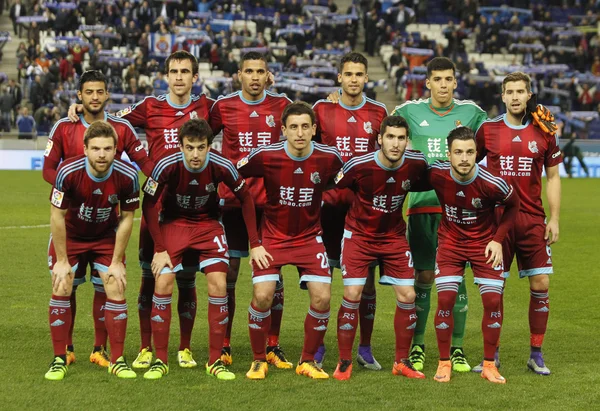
[
  {"left": 452, "top": 279, "right": 468, "bottom": 347},
  {"left": 412, "top": 281, "right": 432, "bottom": 346}
]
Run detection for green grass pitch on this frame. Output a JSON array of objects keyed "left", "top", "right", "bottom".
[{"left": 1, "top": 171, "right": 599, "bottom": 410}]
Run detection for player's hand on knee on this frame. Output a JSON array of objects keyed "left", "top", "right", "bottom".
[
  {"left": 107, "top": 261, "right": 127, "bottom": 294},
  {"left": 545, "top": 218, "right": 559, "bottom": 245},
  {"left": 67, "top": 103, "right": 83, "bottom": 122},
  {"left": 152, "top": 251, "right": 173, "bottom": 277},
  {"left": 485, "top": 240, "right": 503, "bottom": 268},
  {"left": 52, "top": 261, "right": 73, "bottom": 294},
  {"left": 249, "top": 246, "right": 273, "bottom": 270}
]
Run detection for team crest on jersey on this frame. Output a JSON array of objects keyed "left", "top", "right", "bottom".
[
  {"left": 310, "top": 171, "right": 321, "bottom": 184},
  {"left": 455, "top": 120, "right": 463, "bottom": 128},
  {"left": 144, "top": 178, "right": 159, "bottom": 196},
  {"left": 189, "top": 111, "right": 198, "bottom": 120},
  {"left": 51, "top": 188, "right": 64, "bottom": 207},
  {"left": 334, "top": 170, "right": 344, "bottom": 184},
  {"left": 528, "top": 141, "right": 539, "bottom": 154},
  {"left": 363, "top": 121, "right": 373, "bottom": 134},
  {"left": 266, "top": 114, "right": 276, "bottom": 127},
  {"left": 472, "top": 198, "right": 483, "bottom": 209},
  {"left": 402, "top": 179, "right": 411, "bottom": 191},
  {"left": 108, "top": 194, "right": 119, "bottom": 204},
  {"left": 44, "top": 140, "right": 54, "bottom": 157},
  {"left": 205, "top": 182, "right": 216, "bottom": 193},
  {"left": 237, "top": 156, "right": 249, "bottom": 168}
]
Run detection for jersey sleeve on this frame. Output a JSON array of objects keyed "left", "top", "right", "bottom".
[
  {"left": 119, "top": 120, "right": 154, "bottom": 176},
  {"left": 43, "top": 124, "right": 65, "bottom": 185},
  {"left": 119, "top": 168, "right": 141, "bottom": 212},
  {"left": 544, "top": 134, "right": 563, "bottom": 168},
  {"left": 115, "top": 97, "right": 148, "bottom": 127},
  {"left": 334, "top": 157, "right": 358, "bottom": 190},
  {"left": 475, "top": 122, "right": 488, "bottom": 163},
  {"left": 236, "top": 147, "right": 264, "bottom": 177},
  {"left": 209, "top": 99, "right": 224, "bottom": 135},
  {"left": 312, "top": 102, "right": 323, "bottom": 143},
  {"left": 50, "top": 164, "right": 72, "bottom": 209},
  {"left": 468, "top": 104, "right": 488, "bottom": 131}
]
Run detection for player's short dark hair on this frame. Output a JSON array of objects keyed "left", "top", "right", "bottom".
[
  {"left": 281, "top": 101, "right": 315, "bottom": 127},
  {"left": 380, "top": 115, "right": 410, "bottom": 137},
  {"left": 165, "top": 50, "right": 199, "bottom": 75},
  {"left": 446, "top": 126, "right": 475, "bottom": 149},
  {"left": 84, "top": 120, "right": 117, "bottom": 146},
  {"left": 78, "top": 70, "right": 107, "bottom": 91},
  {"left": 427, "top": 57, "right": 456, "bottom": 78},
  {"left": 339, "top": 52, "right": 368, "bottom": 73},
  {"left": 502, "top": 71, "right": 531, "bottom": 93},
  {"left": 179, "top": 118, "right": 214, "bottom": 145},
  {"left": 240, "top": 51, "right": 269, "bottom": 69}
]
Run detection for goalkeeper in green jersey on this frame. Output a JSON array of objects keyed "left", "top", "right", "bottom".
[{"left": 392, "top": 57, "right": 487, "bottom": 372}]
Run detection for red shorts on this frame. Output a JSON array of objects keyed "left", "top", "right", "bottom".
[
  {"left": 159, "top": 220, "right": 229, "bottom": 274},
  {"left": 72, "top": 253, "right": 101, "bottom": 287},
  {"left": 435, "top": 239, "right": 505, "bottom": 288},
  {"left": 320, "top": 203, "right": 349, "bottom": 268},
  {"left": 139, "top": 216, "right": 202, "bottom": 274},
  {"left": 48, "top": 235, "right": 122, "bottom": 286},
  {"left": 497, "top": 210, "right": 554, "bottom": 279},
  {"left": 340, "top": 229, "right": 414, "bottom": 287},
  {"left": 251, "top": 235, "right": 331, "bottom": 289},
  {"left": 221, "top": 207, "right": 263, "bottom": 258}
]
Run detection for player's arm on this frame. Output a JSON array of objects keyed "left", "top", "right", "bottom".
[
  {"left": 236, "top": 147, "right": 264, "bottom": 177},
  {"left": 121, "top": 121, "right": 154, "bottom": 176},
  {"left": 544, "top": 165, "right": 561, "bottom": 245},
  {"left": 141, "top": 175, "right": 173, "bottom": 276},
  {"left": 49, "top": 187, "right": 72, "bottom": 294},
  {"left": 208, "top": 100, "right": 224, "bottom": 135},
  {"left": 108, "top": 209, "right": 135, "bottom": 293},
  {"left": 409, "top": 159, "right": 433, "bottom": 192},
  {"left": 486, "top": 185, "right": 520, "bottom": 267},
  {"left": 474, "top": 123, "right": 488, "bottom": 163},
  {"left": 42, "top": 127, "right": 64, "bottom": 185}
]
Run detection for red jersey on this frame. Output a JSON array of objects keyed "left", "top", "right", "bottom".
[
  {"left": 43, "top": 113, "right": 153, "bottom": 184},
  {"left": 237, "top": 141, "right": 343, "bottom": 247},
  {"left": 313, "top": 96, "right": 387, "bottom": 160},
  {"left": 335, "top": 150, "right": 429, "bottom": 239},
  {"left": 116, "top": 93, "right": 214, "bottom": 163},
  {"left": 429, "top": 161, "right": 515, "bottom": 244},
  {"left": 475, "top": 115, "right": 563, "bottom": 217},
  {"left": 51, "top": 155, "right": 140, "bottom": 240},
  {"left": 209, "top": 90, "right": 291, "bottom": 207}
]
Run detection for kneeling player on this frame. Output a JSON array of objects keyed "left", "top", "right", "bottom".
[
  {"left": 429, "top": 127, "right": 519, "bottom": 384},
  {"left": 45, "top": 121, "right": 139, "bottom": 380},
  {"left": 333, "top": 116, "right": 428, "bottom": 380},
  {"left": 142, "top": 119, "right": 270, "bottom": 381},
  {"left": 237, "top": 102, "right": 343, "bottom": 380}
]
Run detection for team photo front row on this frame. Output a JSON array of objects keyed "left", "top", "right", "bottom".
[{"left": 45, "top": 100, "right": 559, "bottom": 384}]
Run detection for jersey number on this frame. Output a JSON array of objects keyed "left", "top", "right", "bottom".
[
  {"left": 405, "top": 251, "right": 414, "bottom": 268},
  {"left": 316, "top": 252, "right": 329, "bottom": 269},
  {"left": 213, "top": 235, "right": 228, "bottom": 252}
]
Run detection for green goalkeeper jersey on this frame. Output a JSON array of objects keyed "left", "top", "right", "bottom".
[{"left": 392, "top": 98, "right": 487, "bottom": 214}]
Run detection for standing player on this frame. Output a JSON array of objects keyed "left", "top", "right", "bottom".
[
  {"left": 313, "top": 52, "right": 388, "bottom": 370},
  {"left": 43, "top": 70, "right": 152, "bottom": 368},
  {"left": 69, "top": 51, "right": 214, "bottom": 368},
  {"left": 428, "top": 127, "right": 519, "bottom": 384},
  {"left": 237, "top": 102, "right": 343, "bottom": 380},
  {"left": 392, "top": 57, "right": 487, "bottom": 372},
  {"left": 45, "top": 121, "right": 139, "bottom": 380},
  {"left": 474, "top": 72, "right": 562, "bottom": 375},
  {"left": 332, "top": 116, "right": 428, "bottom": 381},
  {"left": 209, "top": 51, "right": 292, "bottom": 368},
  {"left": 141, "top": 119, "right": 270, "bottom": 380}
]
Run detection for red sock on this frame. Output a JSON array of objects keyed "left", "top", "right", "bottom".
[
  {"left": 67, "top": 290, "right": 77, "bottom": 347},
  {"left": 151, "top": 293, "right": 172, "bottom": 363},
  {"left": 93, "top": 286, "right": 108, "bottom": 347},
  {"left": 248, "top": 303, "right": 271, "bottom": 361},
  {"left": 435, "top": 285, "right": 458, "bottom": 360},
  {"left": 49, "top": 295, "right": 72, "bottom": 357},
  {"left": 479, "top": 285, "right": 504, "bottom": 359},
  {"left": 529, "top": 288, "right": 549, "bottom": 348},
  {"left": 394, "top": 301, "right": 416, "bottom": 362},
  {"left": 359, "top": 292, "right": 376, "bottom": 346},
  {"left": 268, "top": 281, "right": 284, "bottom": 347},
  {"left": 337, "top": 298, "right": 360, "bottom": 361},
  {"left": 104, "top": 299, "right": 128, "bottom": 363},
  {"left": 138, "top": 271, "right": 155, "bottom": 351},
  {"left": 225, "top": 282, "right": 236, "bottom": 341},
  {"left": 302, "top": 306, "right": 330, "bottom": 362},
  {"left": 208, "top": 295, "right": 228, "bottom": 364},
  {"left": 177, "top": 278, "right": 197, "bottom": 351}
]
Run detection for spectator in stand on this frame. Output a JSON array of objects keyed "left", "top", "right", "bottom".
[
  {"left": 59, "top": 55, "right": 74, "bottom": 82},
  {"left": 577, "top": 83, "right": 596, "bottom": 111},
  {"left": 0, "top": 86, "right": 14, "bottom": 132},
  {"left": 7, "top": 79, "right": 22, "bottom": 125},
  {"left": 9, "top": 0, "right": 26, "bottom": 38},
  {"left": 34, "top": 105, "right": 52, "bottom": 136},
  {"left": 30, "top": 75, "right": 45, "bottom": 111},
  {"left": 69, "top": 43, "right": 89, "bottom": 76},
  {"left": 16, "top": 106, "right": 35, "bottom": 139},
  {"left": 592, "top": 56, "right": 600, "bottom": 76},
  {"left": 221, "top": 52, "right": 238, "bottom": 76}
]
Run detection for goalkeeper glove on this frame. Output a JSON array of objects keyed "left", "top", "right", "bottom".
[{"left": 524, "top": 94, "right": 557, "bottom": 135}]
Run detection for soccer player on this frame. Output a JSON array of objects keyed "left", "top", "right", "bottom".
[
  {"left": 209, "top": 51, "right": 292, "bottom": 368},
  {"left": 43, "top": 70, "right": 152, "bottom": 368},
  {"left": 392, "top": 57, "right": 487, "bottom": 372},
  {"left": 45, "top": 121, "right": 140, "bottom": 380},
  {"left": 141, "top": 119, "right": 270, "bottom": 380},
  {"left": 428, "top": 126, "right": 519, "bottom": 384},
  {"left": 71, "top": 51, "right": 215, "bottom": 369},
  {"left": 313, "top": 51, "right": 388, "bottom": 370},
  {"left": 474, "top": 71, "right": 562, "bottom": 375},
  {"left": 237, "top": 102, "right": 343, "bottom": 380},
  {"left": 332, "top": 115, "right": 428, "bottom": 381}
]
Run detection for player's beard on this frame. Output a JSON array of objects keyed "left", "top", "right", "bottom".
[
  {"left": 88, "top": 158, "right": 112, "bottom": 175},
  {"left": 84, "top": 100, "right": 107, "bottom": 116},
  {"left": 451, "top": 162, "right": 475, "bottom": 178},
  {"left": 382, "top": 147, "right": 404, "bottom": 166},
  {"left": 343, "top": 84, "right": 363, "bottom": 98}
]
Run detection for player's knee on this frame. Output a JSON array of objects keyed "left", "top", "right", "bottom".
[
  {"left": 529, "top": 274, "right": 549, "bottom": 290},
  {"left": 416, "top": 269, "right": 435, "bottom": 284},
  {"left": 155, "top": 274, "right": 176, "bottom": 294},
  {"left": 206, "top": 272, "right": 227, "bottom": 296},
  {"left": 395, "top": 286, "right": 416, "bottom": 303},
  {"left": 310, "top": 292, "right": 331, "bottom": 311},
  {"left": 344, "top": 285, "right": 363, "bottom": 301},
  {"left": 481, "top": 292, "right": 502, "bottom": 311}
]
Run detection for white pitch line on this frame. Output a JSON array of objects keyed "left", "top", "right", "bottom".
[{"left": 0, "top": 217, "right": 142, "bottom": 230}]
